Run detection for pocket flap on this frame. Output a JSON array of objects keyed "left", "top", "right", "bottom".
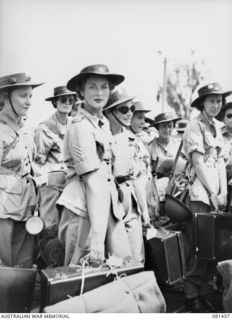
[{"left": 0, "top": 175, "right": 23, "bottom": 194}]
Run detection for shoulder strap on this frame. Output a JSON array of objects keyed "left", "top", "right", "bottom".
[
  {"left": 0, "top": 119, "right": 19, "bottom": 160},
  {"left": 168, "top": 139, "right": 183, "bottom": 182}
]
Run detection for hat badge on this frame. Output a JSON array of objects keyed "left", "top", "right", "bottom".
[{"left": 208, "top": 84, "right": 214, "bottom": 90}]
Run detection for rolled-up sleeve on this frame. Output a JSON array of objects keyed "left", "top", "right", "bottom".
[
  {"left": 69, "top": 122, "right": 101, "bottom": 176},
  {"left": 183, "top": 121, "right": 205, "bottom": 159}
]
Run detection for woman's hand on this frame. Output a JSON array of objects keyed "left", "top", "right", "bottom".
[
  {"left": 217, "top": 193, "right": 227, "bottom": 206},
  {"left": 89, "top": 233, "right": 105, "bottom": 263}
]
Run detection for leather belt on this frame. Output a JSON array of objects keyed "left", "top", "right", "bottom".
[{"left": 115, "top": 175, "right": 132, "bottom": 184}]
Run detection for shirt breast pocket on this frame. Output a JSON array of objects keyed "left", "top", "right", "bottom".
[
  {"left": 204, "top": 131, "right": 215, "bottom": 148},
  {"left": 0, "top": 175, "right": 23, "bottom": 216},
  {"left": 0, "top": 175, "right": 23, "bottom": 194}
]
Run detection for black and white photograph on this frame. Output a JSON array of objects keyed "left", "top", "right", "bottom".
[{"left": 0, "top": 0, "right": 232, "bottom": 316}]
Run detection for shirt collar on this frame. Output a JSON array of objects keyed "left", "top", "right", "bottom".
[
  {"left": 79, "top": 108, "right": 106, "bottom": 128},
  {"left": 198, "top": 112, "right": 218, "bottom": 137},
  {"left": 0, "top": 101, "right": 23, "bottom": 132},
  {"left": 198, "top": 112, "right": 216, "bottom": 127}
]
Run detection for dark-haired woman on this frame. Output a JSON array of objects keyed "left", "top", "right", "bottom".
[
  {"left": 57, "top": 65, "right": 132, "bottom": 266},
  {"left": 182, "top": 83, "right": 231, "bottom": 312},
  {"left": 217, "top": 102, "right": 232, "bottom": 211},
  {"left": 33, "top": 86, "right": 77, "bottom": 266}
]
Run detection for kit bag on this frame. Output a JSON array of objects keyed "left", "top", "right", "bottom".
[
  {"left": 217, "top": 259, "right": 232, "bottom": 312},
  {"left": 43, "top": 271, "right": 166, "bottom": 313},
  {"left": 40, "top": 262, "right": 144, "bottom": 311}
]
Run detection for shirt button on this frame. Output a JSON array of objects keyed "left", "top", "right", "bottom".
[{"left": 107, "top": 178, "right": 111, "bottom": 182}]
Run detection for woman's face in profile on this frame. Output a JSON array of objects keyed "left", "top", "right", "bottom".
[
  {"left": 131, "top": 111, "right": 146, "bottom": 133},
  {"left": 224, "top": 108, "right": 232, "bottom": 130},
  {"left": 9, "top": 86, "right": 33, "bottom": 117},
  {"left": 81, "top": 76, "right": 110, "bottom": 111},
  {"left": 158, "top": 121, "right": 174, "bottom": 140}
]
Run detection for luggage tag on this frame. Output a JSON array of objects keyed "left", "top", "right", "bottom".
[
  {"left": 146, "top": 226, "right": 158, "bottom": 240},
  {"left": 106, "top": 255, "right": 123, "bottom": 268}
]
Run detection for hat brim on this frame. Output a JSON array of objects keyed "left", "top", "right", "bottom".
[
  {"left": 45, "top": 92, "right": 77, "bottom": 101},
  {"left": 67, "top": 72, "right": 125, "bottom": 92},
  {"left": 134, "top": 109, "right": 151, "bottom": 114},
  {"left": 0, "top": 82, "right": 44, "bottom": 90},
  {"left": 191, "top": 91, "right": 232, "bottom": 108},
  {"left": 150, "top": 117, "right": 182, "bottom": 129},
  {"left": 104, "top": 95, "right": 137, "bottom": 111}
]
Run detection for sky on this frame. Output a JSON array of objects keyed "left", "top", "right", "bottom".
[{"left": 0, "top": 0, "right": 232, "bottom": 127}]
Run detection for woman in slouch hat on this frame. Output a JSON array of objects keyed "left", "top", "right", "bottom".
[
  {"left": 146, "top": 112, "right": 182, "bottom": 215},
  {"left": 182, "top": 82, "right": 232, "bottom": 312},
  {"left": 0, "top": 73, "right": 43, "bottom": 267},
  {"left": 33, "top": 86, "right": 78, "bottom": 267},
  {"left": 104, "top": 90, "right": 147, "bottom": 262},
  {"left": 57, "top": 64, "right": 132, "bottom": 266}
]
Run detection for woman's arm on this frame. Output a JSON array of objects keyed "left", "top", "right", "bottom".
[
  {"left": 192, "top": 151, "right": 217, "bottom": 195},
  {"left": 81, "top": 170, "right": 111, "bottom": 261},
  {"left": 70, "top": 120, "right": 110, "bottom": 261},
  {"left": 217, "top": 157, "right": 227, "bottom": 206}
]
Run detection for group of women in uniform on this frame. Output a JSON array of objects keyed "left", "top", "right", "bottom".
[{"left": 0, "top": 65, "right": 232, "bottom": 313}]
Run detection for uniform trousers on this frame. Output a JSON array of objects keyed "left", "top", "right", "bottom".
[
  {"left": 58, "top": 207, "right": 132, "bottom": 266},
  {"left": 39, "top": 185, "right": 63, "bottom": 231},
  {"left": 183, "top": 201, "right": 217, "bottom": 299},
  {"left": 123, "top": 202, "right": 144, "bottom": 263},
  {"left": 119, "top": 183, "right": 145, "bottom": 263},
  {"left": 0, "top": 218, "right": 34, "bottom": 267}
]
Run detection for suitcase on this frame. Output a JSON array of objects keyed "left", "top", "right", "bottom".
[
  {"left": 194, "top": 212, "right": 232, "bottom": 261},
  {"left": 144, "top": 229, "right": 186, "bottom": 285},
  {"left": 40, "top": 262, "right": 144, "bottom": 311},
  {"left": 0, "top": 265, "right": 37, "bottom": 313},
  {"left": 43, "top": 271, "right": 166, "bottom": 313}
]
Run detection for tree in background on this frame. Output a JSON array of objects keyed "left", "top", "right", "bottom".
[{"left": 157, "top": 50, "right": 209, "bottom": 119}]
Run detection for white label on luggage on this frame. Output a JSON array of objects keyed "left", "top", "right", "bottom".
[
  {"left": 146, "top": 227, "right": 158, "bottom": 240},
  {"left": 107, "top": 256, "right": 123, "bottom": 267}
]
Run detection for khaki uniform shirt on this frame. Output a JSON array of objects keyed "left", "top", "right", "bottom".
[
  {"left": 147, "top": 136, "right": 180, "bottom": 200},
  {"left": 57, "top": 108, "right": 124, "bottom": 220},
  {"left": 147, "top": 136, "right": 180, "bottom": 169},
  {"left": 0, "top": 109, "right": 36, "bottom": 220},
  {"left": 183, "top": 113, "right": 223, "bottom": 205},
  {"left": 111, "top": 129, "right": 142, "bottom": 216},
  {"left": 34, "top": 113, "right": 71, "bottom": 173}
]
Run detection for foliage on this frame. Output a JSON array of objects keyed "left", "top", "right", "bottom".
[{"left": 157, "top": 50, "right": 208, "bottom": 119}]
